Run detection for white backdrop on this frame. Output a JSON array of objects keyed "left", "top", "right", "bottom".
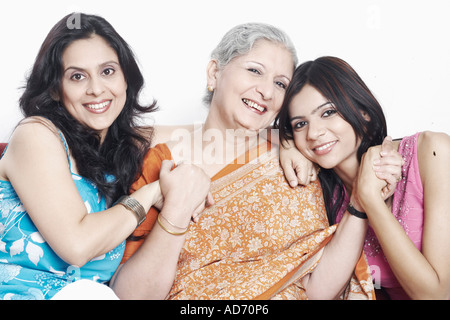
[{"left": 1, "top": 0, "right": 449, "bottom": 142}]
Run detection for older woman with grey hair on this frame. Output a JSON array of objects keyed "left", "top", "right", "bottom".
[{"left": 109, "top": 22, "right": 396, "bottom": 300}]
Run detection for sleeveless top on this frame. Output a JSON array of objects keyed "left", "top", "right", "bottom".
[
  {"left": 0, "top": 132, "right": 125, "bottom": 300},
  {"left": 337, "top": 133, "right": 424, "bottom": 299}
]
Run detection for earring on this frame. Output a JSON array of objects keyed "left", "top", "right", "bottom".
[{"left": 208, "top": 85, "right": 214, "bottom": 92}]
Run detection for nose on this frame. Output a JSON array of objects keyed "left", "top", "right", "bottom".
[
  {"left": 256, "top": 77, "right": 274, "bottom": 101},
  {"left": 86, "top": 76, "right": 105, "bottom": 96},
  {"left": 307, "top": 120, "right": 326, "bottom": 141}
]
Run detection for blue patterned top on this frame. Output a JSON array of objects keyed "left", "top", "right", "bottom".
[{"left": 0, "top": 132, "right": 125, "bottom": 300}]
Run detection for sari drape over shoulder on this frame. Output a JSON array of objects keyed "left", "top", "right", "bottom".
[
  {"left": 167, "top": 141, "right": 374, "bottom": 300},
  {"left": 123, "top": 141, "right": 374, "bottom": 299}
]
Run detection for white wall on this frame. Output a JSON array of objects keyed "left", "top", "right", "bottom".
[{"left": 1, "top": 0, "right": 449, "bottom": 142}]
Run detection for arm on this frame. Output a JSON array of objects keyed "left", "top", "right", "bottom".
[
  {"left": 303, "top": 163, "right": 369, "bottom": 299},
  {"left": 303, "top": 211, "right": 368, "bottom": 299},
  {"left": 359, "top": 131, "right": 450, "bottom": 299},
  {"left": 110, "top": 160, "right": 212, "bottom": 299},
  {"left": 3, "top": 121, "right": 160, "bottom": 267},
  {"left": 303, "top": 138, "right": 402, "bottom": 299}
]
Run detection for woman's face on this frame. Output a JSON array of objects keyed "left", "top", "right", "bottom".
[
  {"left": 60, "top": 34, "right": 127, "bottom": 140},
  {"left": 209, "top": 39, "right": 293, "bottom": 132},
  {"left": 289, "top": 84, "right": 361, "bottom": 171}
]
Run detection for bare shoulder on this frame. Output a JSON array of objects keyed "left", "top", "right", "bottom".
[
  {"left": 418, "top": 131, "right": 450, "bottom": 158},
  {"left": 6, "top": 117, "right": 65, "bottom": 160},
  {"left": 417, "top": 131, "right": 450, "bottom": 184},
  {"left": 1, "top": 117, "right": 70, "bottom": 183},
  {"left": 15, "top": 116, "right": 59, "bottom": 136}
]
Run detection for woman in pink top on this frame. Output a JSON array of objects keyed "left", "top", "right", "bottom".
[{"left": 276, "top": 56, "right": 450, "bottom": 299}]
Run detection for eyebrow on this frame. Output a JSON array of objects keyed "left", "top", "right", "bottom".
[
  {"left": 64, "top": 60, "right": 120, "bottom": 73},
  {"left": 289, "top": 101, "right": 332, "bottom": 121},
  {"left": 247, "top": 60, "right": 291, "bottom": 82}
]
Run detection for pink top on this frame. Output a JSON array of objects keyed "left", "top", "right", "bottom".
[{"left": 337, "top": 132, "right": 424, "bottom": 299}]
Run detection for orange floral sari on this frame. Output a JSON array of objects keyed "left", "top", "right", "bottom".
[{"left": 124, "top": 141, "right": 375, "bottom": 299}]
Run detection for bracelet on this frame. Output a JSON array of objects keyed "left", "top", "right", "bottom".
[
  {"left": 116, "top": 196, "right": 147, "bottom": 227},
  {"left": 159, "top": 213, "right": 190, "bottom": 230},
  {"left": 157, "top": 214, "right": 189, "bottom": 236},
  {"left": 347, "top": 203, "right": 368, "bottom": 219}
]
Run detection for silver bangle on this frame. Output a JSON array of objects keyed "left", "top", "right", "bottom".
[{"left": 116, "top": 196, "right": 147, "bottom": 227}]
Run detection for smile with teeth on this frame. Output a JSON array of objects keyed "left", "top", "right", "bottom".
[
  {"left": 314, "top": 141, "right": 337, "bottom": 151},
  {"left": 242, "top": 98, "right": 266, "bottom": 113},
  {"left": 84, "top": 100, "right": 111, "bottom": 110}
]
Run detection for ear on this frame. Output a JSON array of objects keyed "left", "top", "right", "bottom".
[
  {"left": 206, "top": 59, "right": 220, "bottom": 90},
  {"left": 361, "top": 110, "right": 371, "bottom": 122},
  {"left": 50, "top": 89, "right": 60, "bottom": 102}
]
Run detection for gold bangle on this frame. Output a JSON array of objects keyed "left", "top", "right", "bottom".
[
  {"left": 159, "top": 213, "right": 189, "bottom": 230},
  {"left": 157, "top": 214, "right": 189, "bottom": 236}
]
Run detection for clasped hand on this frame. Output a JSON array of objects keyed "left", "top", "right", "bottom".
[
  {"left": 352, "top": 136, "right": 403, "bottom": 212},
  {"left": 154, "top": 160, "right": 214, "bottom": 226}
]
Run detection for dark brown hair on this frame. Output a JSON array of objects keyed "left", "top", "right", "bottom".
[
  {"left": 19, "top": 13, "right": 157, "bottom": 204},
  {"left": 275, "top": 56, "right": 387, "bottom": 224}
]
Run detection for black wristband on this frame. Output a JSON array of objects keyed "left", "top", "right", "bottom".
[{"left": 347, "top": 203, "right": 368, "bottom": 219}]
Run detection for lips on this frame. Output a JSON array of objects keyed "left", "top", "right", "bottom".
[
  {"left": 83, "top": 100, "right": 111, "bottom": 113},
  {"left": 312, "top": 140, "right": 337, "bottom": 155},
  {"left": 242, "top": 98, "right": 267, "bottom": 113}
]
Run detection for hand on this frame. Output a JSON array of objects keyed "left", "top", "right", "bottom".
[
  {"left": 159, "top": 160, "right": 212, "bottom": 225},
  {"left": 153, "top": 185, "right": 214, "bottom": 220},
  {"left": 279, "top": 139, "right": 317, "bottom": 187},
  {"left": 191, "top": 192, "right": 215, "bottom": 223},
  {"left": 356, "top": 146, "right": 390, "bottom": 211},
  {"left": 152, "top": 181, "right": 164, "bottom": 211},
  {"left": 372, "top": 136, "right": 404, "bottom": 199}
]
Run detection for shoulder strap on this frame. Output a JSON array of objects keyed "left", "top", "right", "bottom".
[{"left": 57, "top": 130, "right": 73, "bottom": 171}]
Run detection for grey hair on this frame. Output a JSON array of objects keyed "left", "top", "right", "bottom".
[{"left": 203, "top": 22, "right": 298, "bottom": 105}]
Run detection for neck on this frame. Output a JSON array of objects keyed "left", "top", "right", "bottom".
[
  {"left": 333, "top": 157, "right": 360, "bottom": 195},
  {"left": 203, "top": 112, "right": 262, "bottom": 157}
]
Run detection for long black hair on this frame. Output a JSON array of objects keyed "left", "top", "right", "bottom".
[
  {"left": 19, "top": 13, "right": 157, "bottom": 204},
  {"left": 275, "top": 56, "right": 387, "bottom": 224}
]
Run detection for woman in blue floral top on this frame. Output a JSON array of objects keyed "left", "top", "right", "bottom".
[{"left": 0, "top": 13, "right": 211, "bottom": 299}]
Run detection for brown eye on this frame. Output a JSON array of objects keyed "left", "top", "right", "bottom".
[
  {"left": 70, "top": 73, "right": 85, "bottom": 81},
  {"left": 102, "top": 68, "right": 115, "bottom": 76}
]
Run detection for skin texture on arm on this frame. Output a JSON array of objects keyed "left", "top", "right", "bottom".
[
  {"left": 0, "top": 120, "right": 163, "bottom": 267},
  {"left": 301, "top": 140, "right": 402, "bottom": 299},
  {"left": 302, "top": 212, "right": 368, "bottom": 299},
  {"left": 109, "top": 160, "right": 212, "bottom": 299},
  {"left": 357, "top": 131, "right": 450, "bottom": 299}
]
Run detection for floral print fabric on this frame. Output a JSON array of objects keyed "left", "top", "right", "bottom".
[{"left": 167, "top": 142, "right": 374, "bottom": 299}]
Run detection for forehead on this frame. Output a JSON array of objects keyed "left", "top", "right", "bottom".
[
  {"left": 62, "top": 35, "right": 119, "bottom": 68},
  {"left": 231, "top": 39, "right": 294, "bottom": 77},
  {"left": 290, "top": 84, "right": 329, "bottom": 113}
]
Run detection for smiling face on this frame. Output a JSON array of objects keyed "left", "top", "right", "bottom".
[
  {"left": 289, "top": 84, "right": 362, "bottom": 172},
  {"left": 60, "top": 34, "right": 127, "bottom": 140},
  {"left": 207, "top": 39, "right": 294, "bottom": 132}
]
